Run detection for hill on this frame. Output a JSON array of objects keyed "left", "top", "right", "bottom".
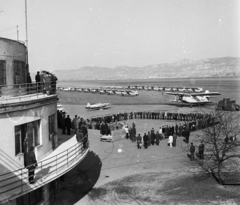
[{"left": 54, "top": 57, "right": 240, "bottom": 81}]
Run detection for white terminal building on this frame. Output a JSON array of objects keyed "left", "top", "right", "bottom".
[{"left": 0, "top": 38, "right": 89, "bottom": 205}]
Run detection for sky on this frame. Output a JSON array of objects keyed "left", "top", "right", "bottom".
[{"left": 0, "top": 0, "right": 239, "bottom": 72}]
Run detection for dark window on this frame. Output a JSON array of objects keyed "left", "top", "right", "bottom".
[
  {"left": 49, "top": 114, "right": 55, "bottom": 139},
  {"left": 15, "top": 120, "right": 40, "bottom": 156},
  {"left": 14, "top": 61, "right": 26, "bottom": 85},
  {"left": 15, "top": 126, "right": 22, "bottom": 155},
  {"left": 16, "top": 187, "right": 43, "bottom": 205},
  {"left": 0, "top": 60, "right": 6, "bottom": 85}
]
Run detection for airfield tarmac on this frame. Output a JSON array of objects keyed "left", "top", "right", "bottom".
[
  {"left": 54, "top": 106, "right": 240, "bottom": 205},
  {"left": 55, "top": 81, "right": 240, "bottom": 204}
]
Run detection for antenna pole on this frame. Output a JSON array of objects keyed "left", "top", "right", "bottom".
[
  {"left": 25, "top": 0, "right": 29, "bottom": 72},
  {"left": 25, "top": 0, "right": 28, "bottom": 48},
  {"left": 17, "top": 25, "right": 19, "bottom": 41}
]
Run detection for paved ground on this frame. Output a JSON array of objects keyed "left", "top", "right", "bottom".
[
  {"left": 55, "top": 119, "right": 198, "bottom": 205},
  {"left": 54, "top": 106, "right": 240, "bottom": 205}
]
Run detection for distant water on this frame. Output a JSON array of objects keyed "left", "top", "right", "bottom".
[{"left": 58, "top": 77, "right": 240, "bottom": 103}]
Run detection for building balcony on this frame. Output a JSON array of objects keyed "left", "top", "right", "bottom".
[
  {"left": 0, "top": 135, "right": 89, "bottom": 204},
  {"left": 0, "top": 81, "right": 58, "bottom": 113}
]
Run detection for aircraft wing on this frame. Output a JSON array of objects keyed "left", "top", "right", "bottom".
[
  {"left": 165, "top": 92, "right": 191, "bottom": 96},
  {"left": 190, "top": 92, "right": 220, "bottom": 96}
]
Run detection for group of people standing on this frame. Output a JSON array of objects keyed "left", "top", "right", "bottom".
[
  {"left": 32, "top": 70, "right": 58, "bottom": 94},
  {"left": 57, "top": 109, "right": 217, "bottom": 163},
  {"left": 57, "top": 112, "right": 88, "bottom": 137}
]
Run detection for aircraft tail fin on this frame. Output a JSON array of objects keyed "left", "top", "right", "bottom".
[
  {"left": 87, "top": 103, "right": 90, "bottom": 107},
  {"left": 205, "top": 90, "right": 209, "bottom": 93}
]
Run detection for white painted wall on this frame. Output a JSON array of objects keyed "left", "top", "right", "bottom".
[{"left": 0, "top": 101, "right": 57, "bottom": 173}]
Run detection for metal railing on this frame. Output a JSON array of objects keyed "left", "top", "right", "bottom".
[
  {"left": 0, "top": 81, "right": 58, "bottom": 102},
  {"left": 0, "top": 135, "right": 88, "bottom": 203}
]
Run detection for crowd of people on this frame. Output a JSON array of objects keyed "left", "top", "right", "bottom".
[
  {"left": 28, "top": 70, "right": 58, "bottom": 94},
  {"left": 58, "top": 110, "right": 216, "bottom": 132},
  {"left": 57, "top": 109, "right": 220, "bottom": 161}
]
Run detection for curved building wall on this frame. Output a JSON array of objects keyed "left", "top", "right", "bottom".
[
  {"left": 0, "top": 38, "right": 27, "bottom": 85},
  {"left": 0, "top": 101, "right": 57, "bottom": 172}
]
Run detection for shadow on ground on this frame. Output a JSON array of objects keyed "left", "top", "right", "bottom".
[{"left": 54, "top": 150, "right": 102, "bottom": 205}]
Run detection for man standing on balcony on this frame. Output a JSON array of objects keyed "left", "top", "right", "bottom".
[
  {"left": 26, "top": 147, "right": 37, "bottom": 184},
  {"left": 76, "top": 128, "right": 84, "bottom": 142},
  {"left": 62, "top": 113, "right": 66, "bottom": 134},
  {"left": 27, "top": 72, "right": 32, "bottom": 93},
  {"left": 65, "top": 115, "right": 71, "bottom": 135},
  {"left": 35, "top": 71, "right": 41, "bottom": 92}
]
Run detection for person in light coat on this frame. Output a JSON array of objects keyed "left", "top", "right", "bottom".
[
  {"left": 168, "top": 135, "right": 173, "bottom": 148},
  {"left": 125, "top": 126, "right": 129, "bottom": 139}
]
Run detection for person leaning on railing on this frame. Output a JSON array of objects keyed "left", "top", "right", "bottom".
[
  {"left": 76, "top": 128, "right": 84, "bottom": 142},
  {"left": 75, "top": 128, "right": 88, "bottom": 150}
]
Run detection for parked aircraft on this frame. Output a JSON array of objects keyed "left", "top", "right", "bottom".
[
  {"left": 99, "top": 89, "right": 105, "bottom": 94},
  {"left": 77, "top": 88, "right": 83, "bottom": 92},
  {"left": 153, "top": 86, "right": 159, "bottom": 91},
  {"left": 165, "top": 90, "right": 220, "bottom": 106},
  {"left": 107, "top": 90, "right": 114, "bottom": 95},
  {"left": 115, "top": 90, "right": 123, "bottom": 95},
  {"left": 86, "top": 102, "right": 110, "bottom": 110},
  {"left": 128, "top": 90, "right": 139, "bottom": 96},
  {"left": 121, "top": 91, "right": 128, "bottom": 96}
]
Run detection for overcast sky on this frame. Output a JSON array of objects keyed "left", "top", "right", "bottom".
[{"left": 0, "top": 0, "right": 239, "bottom": 72}]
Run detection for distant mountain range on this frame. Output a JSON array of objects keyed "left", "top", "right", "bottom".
[{"left": 54, "top": 57, "right": 240, "bottom": 81}]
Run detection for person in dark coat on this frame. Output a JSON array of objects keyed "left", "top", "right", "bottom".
[
  {"left": 151, "top": 128, "right": 155, "bottom": 145},
  {"left": 105, "top": 123, "right": 110, "bottom": 135},
  {"left": 132, "top": 126, "right": 136, "bottom": 142},
  {"left": 26, "top": 147, "right": 37, "bottom": 184},
  {"left": 81, "top": 124, "right": 88, "bottom": 137},
  {"left": 62, "top": 113, "right": 66, "bottom": 134},
  {"left": 147, "top": 132, "right": 151, "bottom": 146},
  {"left": 185, "top": 129, "right": 190, "bottom": 143},
  {"left": 76, "top": 129, "right": 84, "bottom": 142},
  {"left": 165, "top": 126, "right": 169, "bottom": 139},
  {"left": 136, "top": 134, "right": 142, "bottom": 149},
  {"left": 143, "top": 133, "right": 148, "bottom": 149},
  {"left": 65, "top": 115, "right": 71, "bottom": 135},
  {"left": 173, "top": 132, "right": 177, "bottom": 147},
  {"left": 35, "top": 71, "right": 41, "bottom": 92},
  {"left": 190, "top": 143, "right": 195, "bottom": 161},
  {"left": 23, "top": 137, "right": 28, "bottom": 167},
  {"left": 27, "top": 72, "right": 32, "bottom": 92},
  {"left": 198, "top": 142, "right": 204, "bottom": 160},
  {"left": 155, "top": 131, "right": 160, "bottom": 145},
  {"left": 50, "top": 73, "right": 58, "bottom": 94},
  {"left": 162, "top": 126, "right": 166, "bottom": 139},
  {"left": 100, "top": 122, "right": 105, "bottom": 135}
]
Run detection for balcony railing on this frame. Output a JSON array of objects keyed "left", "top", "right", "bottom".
[
  {"left": 0, "top": 81, "right": 58, "bottom": 103},
  {"left": 0, "top": 135, "right": 89, "bottom": 204}
]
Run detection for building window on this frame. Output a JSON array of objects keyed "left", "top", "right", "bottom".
[
  {"left": 14, "top": 61, "right": 26, "bottom": 85},
  {"left": 15, "top": 120, "right": 40, "bottom": 155},
  {"left": 49, "top": 114, "right": 55, "bottom": 140},
  {"left": 16, "top": 187, "right": 43, "bottom": 205},
  {"left": 15, "top": 126, "right": 22, "bottom": 155},
  {"left": 0, "top": 60, "right": 6, "bottom": 85}
]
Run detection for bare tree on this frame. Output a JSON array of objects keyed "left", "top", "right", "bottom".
[{"left": 193, "top": 110, "right": 240, "bottom": 184}]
